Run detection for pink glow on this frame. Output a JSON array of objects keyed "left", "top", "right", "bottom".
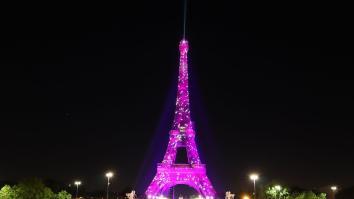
[{"left": 145, "top": 40, "right": 216, "bottom": 198}]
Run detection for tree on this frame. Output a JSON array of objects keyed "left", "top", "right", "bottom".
[
  {"left": 302, "top": 191, "right": 326, "bottom": 199},
  {"left": 262, "top": 184, "right": 326, "bottom": 199},
  {"left": 0, "top": 185, "right": 15, "bottom": 199},
  {"left": 291, "top": 192, "right": 305, "bottom": 199},
  {"left": 264, "top": 185, "right": 290, "bottom": 199},
  {"left": 317, "top": 193, "right": 326, "bottom": 199},
  {"left": 289, "top": 191, "right": 326, "bottom": 199},
  {"left": 56, "top": 190, "right": 72, "bottom": 199},
  {"left": 13, "top": 178, "right": 55, "bottom": 199}
]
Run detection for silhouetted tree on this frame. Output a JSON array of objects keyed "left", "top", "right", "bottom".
[
  {"left": 1, "top": 179, "right": 72, "bottom": 199},
  {"left": 0, "top": 185, "right": 15, "bottom": 199},
  {"left": 56, "top": 190, "right": 72, "bottom": 199},
  {"left": 13, "top": 178, "right": 55, "bottom": 199}
]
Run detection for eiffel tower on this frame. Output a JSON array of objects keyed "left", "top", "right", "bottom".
[{"left": 145, "top": 39, "right": 216, "bottom": 198}]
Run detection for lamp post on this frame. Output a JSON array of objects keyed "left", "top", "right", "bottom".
[
  {"left": 249, "top": 174, "right": 259, "bottom": 199},
  {"left": 331, "top": 186, "right": 337, "bottom": 199},
  {"left": 74, "top": 181, "right": 81, "bottom": 199},
  {"left": 105, "top": 172, "right": 114, "bottom": 199}
]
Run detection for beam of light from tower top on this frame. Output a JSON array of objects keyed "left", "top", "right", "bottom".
[{"left": 183, "top": 0, "right": 187, "bottom": 39}]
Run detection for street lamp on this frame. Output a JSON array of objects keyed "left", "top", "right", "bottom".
[
  {"left": 105, "top": 172, "right": 114, "bottom": 199},
  {"left": 243, "top": 195, "right": 250, "bottom": 199},
  {"left": 331, "top": 186, "right": 337, "bottom": 199},
  {"left": 249, "top": 174, "right": 259, "bottom": 199},
  {"left": 74, "top": 181, "right": 81, "bottom": 199}
]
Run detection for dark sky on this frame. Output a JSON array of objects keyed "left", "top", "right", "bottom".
[{"left": 0, "top": 0, "right": 353, "bottom": 195}]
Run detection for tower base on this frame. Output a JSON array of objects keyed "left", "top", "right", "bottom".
[{"left": 146, "top": 164, "right": 216, "bottom": 198}]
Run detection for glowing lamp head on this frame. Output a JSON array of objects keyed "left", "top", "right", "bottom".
[
  {"left": 74, "top": 181, "right": 81, "bottom": 186},
  {"left": 106, "top": 172, "right": 114, "bottom": 178},
  {"left": 242, "top": 195, "right": 250, "bottom": 199},
  {"left": 275, "top": 185, "right": 282, "bottom": 191},
  {"left": 249, "top": 174, "right": 259, "bottom": 181},
  {"left": 331, "top": 186, "right": 337, "bottom": 191}
]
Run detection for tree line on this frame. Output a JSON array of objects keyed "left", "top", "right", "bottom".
[
  {"left": 0, "top": 178, "right": 71, "bottom": 199},
  {"left": 262, "top": 184, "right": 326, "bottom": 199}
]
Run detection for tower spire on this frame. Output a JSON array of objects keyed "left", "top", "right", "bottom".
[
  {"left": 174, "top": 0, "right": 190, "bottom": 131},
  {"left": 172, "top": 39, "right": 192, "bottom": 131}
]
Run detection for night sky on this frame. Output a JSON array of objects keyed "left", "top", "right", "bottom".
[{"left": 0, "top": 0, "right": 353, "bottom": 195}]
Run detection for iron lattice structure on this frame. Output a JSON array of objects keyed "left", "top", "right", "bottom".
[{"left": 145, "top": 40, "right": 216, "bottom": 198}]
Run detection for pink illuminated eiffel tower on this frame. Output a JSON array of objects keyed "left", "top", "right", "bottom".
[{"left": 145, "top": 39, "right": 216, "bottom": 198}]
